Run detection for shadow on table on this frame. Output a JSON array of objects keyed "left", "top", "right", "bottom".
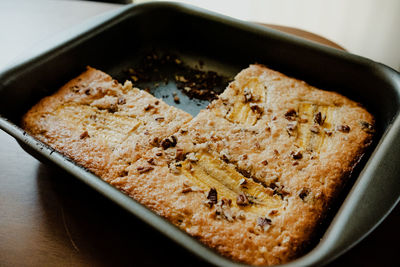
[{"left": 35, "top": 163, "right": 209, "bottom": 267}]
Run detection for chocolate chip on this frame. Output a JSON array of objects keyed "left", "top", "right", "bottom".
[
  {"left": 221, "top": 153, "right": 230, "bottom": 163},
  {"left": 137, "top": 166, "right": 154, "bottom": 174},
  {"left": 324, "top": 129, "right": 333, "bottom": 136},
  {"left": 147, "top": 158, "right": 156, "bottom": 165},
  {"left": 119, "top": 170, "right": 129, "bottom": 177},
  {"left": 108, "top": 104, "right": 118, "bottom": 113},
  {"left": 250, "top": 104, "right": 264, "bottom": 115},
  {"left": 80, "top": 131, "right": 89, "bottom": 139},
  {"left": 299, "top": 188, "right": 310, "bottom": 200},
  {"left": 84, "top": 88, "right": 91, "bottom": 95},
  {"left": 161, "top": 135, "right": 177, "bottom": 149},
  {"left": 291, "top": 151, "right": 303, "bottom": 160},
  {"left": 285, "top": 109, "right": 297, "bottom": 121},
  {"left": 155, "top": 151, "right": 163, "bottom": 157},
  {"left": 261, "top": 160, "right": 268, "bottom": 166},
  {"left": 360, "top": 121, "right": 374, "bottom": 133},
  {"left": 314, "top": 112, "right": 326, "bottom": 125},
  {"left": 236, "top": 193, "right": 250, "bottom": 206},
  {"left": 236, "top": 168, "right": 252, "bottom": 179},
  {"left": 206, "top": 188, "right": 218, "bottom": 206},
  {"left": 155, "top": 116, "right": 165, "bottom": 122},
  {"left": 220, "top": 149, "right": 230, "bottom": 163},
  {"left": 336, "top": 125, "right": 350, "bottom": 133}
]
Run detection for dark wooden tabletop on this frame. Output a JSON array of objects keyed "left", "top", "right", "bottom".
[{"left": 1, "top": 1, "right": 399, "bottom": 266}]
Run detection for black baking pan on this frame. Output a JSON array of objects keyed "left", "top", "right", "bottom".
[{"left": 0, "top": 2, "right": 399, "bottom": 266}]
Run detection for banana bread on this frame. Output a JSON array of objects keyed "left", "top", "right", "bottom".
[{"left": 22, "top": 64, "right": 374, "bottom": 265}]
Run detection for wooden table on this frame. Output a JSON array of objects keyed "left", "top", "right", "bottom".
[{"left": 1, "top": 1, "right": 399, "bottom": 266}]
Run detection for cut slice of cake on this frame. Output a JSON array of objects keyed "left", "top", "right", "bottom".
[
  {"left": 168, "top": 64, "right": 375, "bottom": 264},
  {"left": 22, "top": 67, "right": 192, "bottom": 178}
]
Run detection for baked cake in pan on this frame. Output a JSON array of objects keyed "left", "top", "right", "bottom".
[{"left": 22, "top": 64, "right": 374, "bottom": 265}]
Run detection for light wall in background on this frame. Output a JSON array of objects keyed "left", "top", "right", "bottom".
[{"left": 152, "top": 0, "right": 400, "bottom": 71}]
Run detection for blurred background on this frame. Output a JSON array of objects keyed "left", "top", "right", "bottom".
[
  {"left": 151, "top": 0, "right": 400, "bottom": 71},
  {"left": 1, "top": 0, "right": 399, "bottom": 71},
  {"left": 138, "top": 0, "right": 400, "bottom": 71}
]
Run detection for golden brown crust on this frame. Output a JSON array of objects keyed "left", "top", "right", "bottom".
[
  {"left": 168, "top": 65, "right": 374, "bottom": 264},
  {"left": 22, "top": 64, "right": 374, "bottom": 266},
  {"left": 22, "top": 67, "right": 192, "bottom": 177}
]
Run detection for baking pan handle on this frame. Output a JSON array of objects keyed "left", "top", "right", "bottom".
[{"left": 321, "top": 115, "right": 400, "bottom": 264}]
